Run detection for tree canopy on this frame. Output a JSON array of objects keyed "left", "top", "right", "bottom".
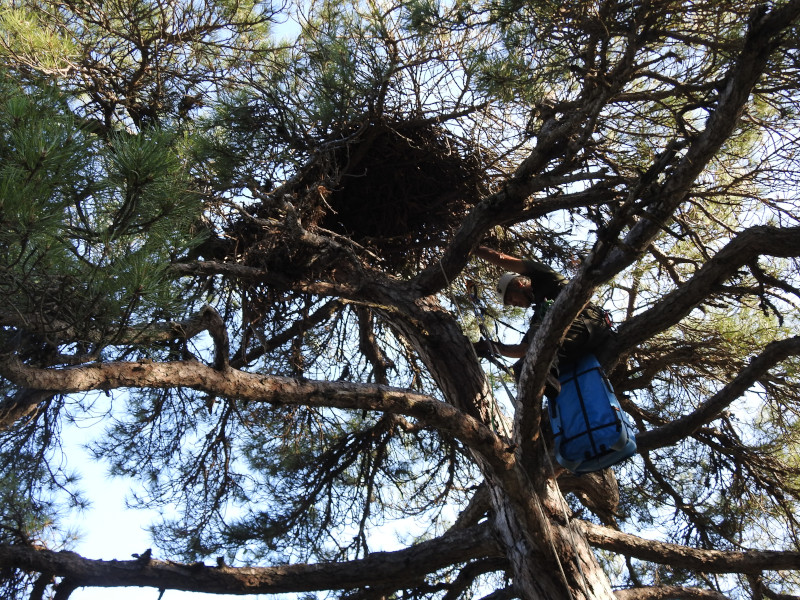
[{"left": 1, "top": 0, "right": 800, "bottom": 599}]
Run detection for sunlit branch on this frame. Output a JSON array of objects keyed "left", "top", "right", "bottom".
[
  {"left": 594, "top": 2, "right": 800, "bottom": 280},
  {"left": 603, "top": 226, "right": 800, "bottom": 364},
  {"left": 0, "top": 356, "right": 514, "bottom": 467},
  {"left": 580, "top": 520, "right": 800, "bottom": 573},
  {"left": 0, "top": 524, "right": 501, "bottom": 595}
]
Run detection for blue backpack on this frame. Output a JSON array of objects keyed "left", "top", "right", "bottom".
[{"left": 548, "top": 354, "right": 637, "bottom": 474}]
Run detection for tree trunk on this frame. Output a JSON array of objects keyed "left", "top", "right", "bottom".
[{"left": 388, "top": 298, "right": 616, "bottom": 600}]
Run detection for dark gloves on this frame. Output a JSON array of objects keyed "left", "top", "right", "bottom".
[{"left": 473, "top": 338, "right": 494, "bottom": 358}]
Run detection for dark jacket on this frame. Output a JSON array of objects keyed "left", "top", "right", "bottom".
[{"left": 513, "top": 259, "right": 609, "bottom": 378}]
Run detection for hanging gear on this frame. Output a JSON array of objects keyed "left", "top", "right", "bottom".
[{"left": 548, "top": 354, "right": 637, "bottom": 473}]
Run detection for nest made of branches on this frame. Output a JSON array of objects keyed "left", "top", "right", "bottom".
[
  {"left": 213, "top": 118, "right": 494, "bottom": 351},
  {"left": 288, "top": 118, "right": 492, "bottom": 273}
]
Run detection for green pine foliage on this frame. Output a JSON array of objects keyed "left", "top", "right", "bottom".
[{"left": 0, "top": 74, "right": 203, "bottom": 344}]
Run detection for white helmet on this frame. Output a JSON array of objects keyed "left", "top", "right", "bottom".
[{"left": 497, "top": 272, "right": 519, "bottom": 304}]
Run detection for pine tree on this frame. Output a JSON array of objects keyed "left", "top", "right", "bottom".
[{"left": 1, "top": 1, "right": 800, "bottom": 599}]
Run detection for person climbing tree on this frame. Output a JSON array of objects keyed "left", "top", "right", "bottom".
[{"left": 472, "top": 246, "right": 611, "bottom": 391}]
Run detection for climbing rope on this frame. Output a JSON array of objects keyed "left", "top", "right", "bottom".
[{"left": 540, "top": 429, "right": 594, "bottom": 598}]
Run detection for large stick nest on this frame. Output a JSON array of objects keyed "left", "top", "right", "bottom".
[
  {"left": 209, "top": 119, "right": 494, "bottom": 358},
  {"left": 256, "top": 118, "right": 493, "bottom": 274}
]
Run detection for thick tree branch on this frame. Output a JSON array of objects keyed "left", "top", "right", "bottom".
[
  {"left": 0, "top": 303, "right": 234, "bottom": 353},
  {"left": 0, "top": 305, "right": 236, "bottom": 429},
  {"left": 558, "top": 470, "right": 620, "bottom": 525},
  {"left": 513, "top": 3, "right": 800, "bottom": 411},
  {"left": 450, "top": 483, "right": 491, "bottom": 531},
  {"left": 0, "top": 524, "right": 502, "bottom": 595},
  {"left": 171, "top": 259, "right": 363, "bottom": 298},
  {"left": 593, "top": 2, "right": 800, "bottom": 281},
  {"left": 441, "top": 558, "right": 511, "bottom": 600},
  {"left": 636, "top": 336, "right": 800, "bottom": 450},
  {"left": 198, "top": 306, "right": 229, "bottom": 370},
  {"left": 601, "top": 226, "right": 800, "bottom": 364},
  {"left": 580, "top": 520, "right": 800, "bottom": 574},
  {"left": 749, "top": 574, "right": 800, "bottom": 600},
  {"left": 0, "top": 389, "right": 56, "bottom": 431},
  {"left": 410, "top": 3, "right": 647, "bottom": 302},
  {"left": 0, "top": 356, "right": 514, "bottom": 468},
  {"left": 410, "top": 186, "right": 619, "bottom": 299},
  {"left": 356, "top": 307, "right": 394, "bottom": 385},
  {"left": 509, "top": 2, "right": 800, "bottom": 445},
  {"left": 614, "top": 587, "right": 730, "bottom": 600}
]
